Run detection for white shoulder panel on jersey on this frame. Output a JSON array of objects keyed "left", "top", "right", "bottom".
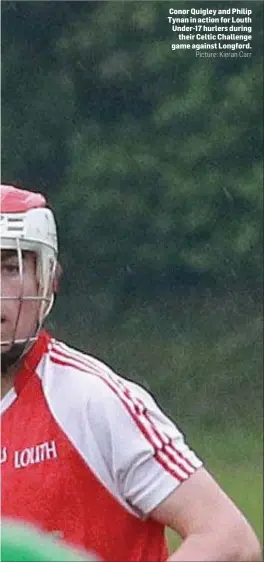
[
  {"left": 36, "top": 338, "right": 203, "bottom": 517},
  {"left": 0, "top": 388, "right": 17, "bottom": 415}
]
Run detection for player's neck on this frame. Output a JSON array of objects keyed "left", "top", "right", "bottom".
[{"left": 1, "top": 366, "right": 17, "bottom": 399}]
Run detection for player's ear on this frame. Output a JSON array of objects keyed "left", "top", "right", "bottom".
[{"left": 53, "top": 262, "right": 62, "bottom": 295}]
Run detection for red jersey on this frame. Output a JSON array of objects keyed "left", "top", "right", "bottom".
[{"left": 1, "top": 331, "right": 202, "bottom": 561}]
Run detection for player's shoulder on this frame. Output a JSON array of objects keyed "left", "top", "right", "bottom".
[{"left": 41, "top": 335, "right": 151, "bottom": 408}]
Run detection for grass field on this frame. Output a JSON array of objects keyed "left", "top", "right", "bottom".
[{"left": 167, "top": 428, "right": 263, "bottom": 552}]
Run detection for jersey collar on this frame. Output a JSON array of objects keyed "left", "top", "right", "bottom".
[{"left": 14, "top": 330, "right": 51, "bottom": 395}]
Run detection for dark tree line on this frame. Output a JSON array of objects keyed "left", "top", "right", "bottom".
[{"left": 2, "top": 1, "right": 263, "bottom": 308}]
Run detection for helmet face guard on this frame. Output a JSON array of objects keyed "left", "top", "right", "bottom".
[{"left": 1, "top": 185, "right": 58, "bottom": 349}]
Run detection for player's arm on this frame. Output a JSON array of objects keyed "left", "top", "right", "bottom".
[
  {"left": 87, "top": 371, "right": 261, "bottom": 562},
  {"left": 150, "top": 466, "right": 262, "bottom": 562}
]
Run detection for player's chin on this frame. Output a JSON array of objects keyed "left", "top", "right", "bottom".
[{"left": 0, "top": 341, "right": 13, "bottom": 354}]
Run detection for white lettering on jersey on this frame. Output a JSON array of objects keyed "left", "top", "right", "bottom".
[
  {"left": 1, "top": 447, "right": 8, "bottom": 464},
  {"left": 14, "top": 440, "right": 57, "bottom": 468}
]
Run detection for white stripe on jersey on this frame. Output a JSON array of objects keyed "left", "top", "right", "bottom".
[
  {"left": 53, "top": 341, "right": 110, "bottom": 377},
  {"left": 156, "top": 450, "right": 190, "bottom": 480}
]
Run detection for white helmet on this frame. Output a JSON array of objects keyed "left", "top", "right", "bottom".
[{"left": 0, "top": 184, "right": 58, "bottom": 347}]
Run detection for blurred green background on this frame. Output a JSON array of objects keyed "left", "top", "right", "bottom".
[{"left": 1, "top": 0, "right": 263, "bottom": 550}]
